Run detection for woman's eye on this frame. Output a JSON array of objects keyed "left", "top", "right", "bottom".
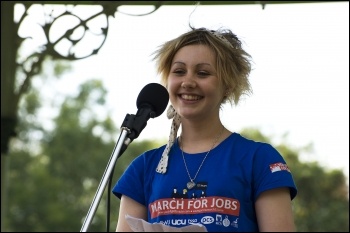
[
  {"left": 198, "top": 71, "right": 210, "bottom": 76},
  {"left": 173, "top": 70, "right": 185, "bottom": 75}
]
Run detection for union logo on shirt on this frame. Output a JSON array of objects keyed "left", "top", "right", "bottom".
[{"left": 269, "top": 162, "right": 290, "bottom": 173}]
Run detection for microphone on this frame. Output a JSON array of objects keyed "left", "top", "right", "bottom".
[
  {"left": 136, "top": 83, "right": 169, "bottom": 118},
  {"left": 121, "top": 83, "right": 169, "bottom": 144}
]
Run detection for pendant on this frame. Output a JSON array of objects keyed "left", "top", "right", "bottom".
[{"left": 187, "top": 181, "right": 195, "bottom": 190}]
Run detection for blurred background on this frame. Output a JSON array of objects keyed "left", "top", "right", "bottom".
[{"left": 1, "top": 1, "right": 349, "bottom": 232}]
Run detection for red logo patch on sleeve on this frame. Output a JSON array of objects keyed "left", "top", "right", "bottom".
[{"left": 269, "top": 162, "right": 291, "bottom": 173}]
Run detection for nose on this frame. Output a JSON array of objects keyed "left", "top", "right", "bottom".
[{"left": 181, "top": 76, "right": 196, "bottom": 89}]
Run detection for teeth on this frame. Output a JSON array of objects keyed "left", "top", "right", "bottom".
[{"left": 181, "top": 94, "right": 201, "bottom": 100}]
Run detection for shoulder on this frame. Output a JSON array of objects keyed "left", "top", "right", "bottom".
[
  {"left": 120, "top": 144, "right": 168, "bottom": 183},
  {"left": 231, "top": 132, "right": 277, "bottom": 153},
  {"left": 228, "top": 133, "right": 286, "bottom": 167},
  {"left": 132, "top": 144, "right": 167, "bottom": 169}
]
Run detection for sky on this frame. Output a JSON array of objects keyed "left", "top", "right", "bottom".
[{"left": 17, "top": 2, "right": 349, "bottom": 180}]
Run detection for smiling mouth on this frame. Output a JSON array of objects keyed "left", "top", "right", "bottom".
[{"left": 180, "top": 94, "right": 203, "bottom": 101}]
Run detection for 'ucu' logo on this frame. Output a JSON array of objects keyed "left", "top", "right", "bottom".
[
  {"left": 201, "top": 216, "right": 214, "bottom": 224},
  {"left": 171, "top": 219, "right": 186, "bottom": 225}
]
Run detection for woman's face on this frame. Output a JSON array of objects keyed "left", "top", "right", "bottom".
[{"left": 167, "top": 44, "right": 225, "bottom": 121}]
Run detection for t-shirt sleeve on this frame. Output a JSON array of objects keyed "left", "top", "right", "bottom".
[
  {"left": 252, "top": 143, "right": 298, "bottom": 201},
  {"left": 112, "top": 154, "right": 146, "bottom": 206}
]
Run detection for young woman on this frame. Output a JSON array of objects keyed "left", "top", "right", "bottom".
[{"left": 113, "top": 26, "right": 297, "bottom": 232}]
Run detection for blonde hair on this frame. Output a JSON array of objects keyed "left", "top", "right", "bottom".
[{"left": 152, "top": 26, "right": 253, "bottom": 106}]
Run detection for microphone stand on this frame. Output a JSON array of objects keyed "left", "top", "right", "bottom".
[
  {"left": 80, "top": 108, "right": 154, "bottom": 232},
  {"left": 80, "top": 128, "right": 129, "bottom": 232}
]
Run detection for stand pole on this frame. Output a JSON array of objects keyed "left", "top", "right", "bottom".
[{"left": 80, "top": 129, "right": 129, "bottom": 232}]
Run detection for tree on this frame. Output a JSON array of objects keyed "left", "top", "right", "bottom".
[{"left": 4, "top": 74, "right": 162, "bottom": 231}]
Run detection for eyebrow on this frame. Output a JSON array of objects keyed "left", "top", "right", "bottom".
[{"left": 172, "top": 61, "right": 213, "bottom": 67}]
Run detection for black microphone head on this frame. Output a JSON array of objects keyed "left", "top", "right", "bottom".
[{"left": 136, "top": 83, "right": 169, "bottom": 118}]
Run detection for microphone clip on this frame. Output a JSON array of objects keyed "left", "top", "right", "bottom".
[{"left": 121, "top": 106, "right": 156, "bottom": 142}]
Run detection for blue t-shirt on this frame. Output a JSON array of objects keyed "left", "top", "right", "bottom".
[{"left": 113, "top": 133, "right": 297, "bottom": 232}]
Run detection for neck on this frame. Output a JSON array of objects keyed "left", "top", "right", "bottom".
[{"left": 179, "top": 125, "right": 226, "bottom": 154}]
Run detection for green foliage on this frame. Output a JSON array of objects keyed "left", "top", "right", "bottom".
[
  {"left": 292, "top": 162, "right": 349, "bottom": 231},
  {"left": 5, "top": 77, "right": 162, "bottom": 232},
  {"left": 4, "top": 80, "right": 349, "bottom": 232}
]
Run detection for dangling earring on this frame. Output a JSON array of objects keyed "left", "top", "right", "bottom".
[{"left": 156, "top": 105, "right": 181, "bottom": 174}]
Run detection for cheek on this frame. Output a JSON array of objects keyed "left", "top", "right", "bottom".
[
  {"left": 167, "top": 78, "right": 180, "bottom": 92},
  {"left": 166, "top": 79, "right": 177, "bottom": 102},
  {"left": 207, "top": 85, "right": 225, "bottom": 103}
]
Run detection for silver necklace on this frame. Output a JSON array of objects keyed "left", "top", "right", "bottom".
[{"left": 180, "top": 127, "right": 225, "bottom": 190}]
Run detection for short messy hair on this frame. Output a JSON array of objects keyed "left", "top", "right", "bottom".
[{"left": 152, "top": 26, "right": 253, "bottom": 106}]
